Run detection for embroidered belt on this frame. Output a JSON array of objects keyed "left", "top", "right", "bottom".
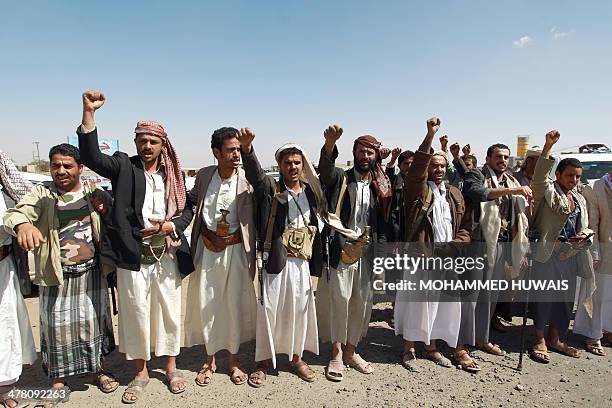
[
  {"left": 201, "top": 224, "right": 242, "bottom": 253},
  {"left": 62, "top": 258, "right": 97, "bottom": 276}
]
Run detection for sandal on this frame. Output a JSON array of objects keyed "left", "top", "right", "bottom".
[
  {"left": 166, "top": 371, "right": 187, "bottom": 394},
  {"left": 478, "top": 343, "right": 506, "bottom": 357},
  {"left": 290, "top": 360, "right": 316, "bottom": 382},
  {"left": 547, "top": 342, "right": 581, "bottom": 358},
  {"left": 1, "top": 391, "right": 25, "bottom": 408},
  {"left": 530, "top": 345, "right": 550, "bottom": 364},
  {"left": 585, "top": 340, "right": 606, "bottom": 356},
  {"left": 121, "top": 378, "right": 150, "bottom": 404},
  {"left": 95, "top": 370, "right": 119, "bottom": 394},
  {"left": 325, "top": 358, "right": 344, "bottom": 382},
  {"left": 424, "top": 349, "right": 452, "bottom": 368},
  {"left": 343, "top": 353, "right": 374, "bottom": 374},
  {"left": 195, "top": 363, "right": 216, "bottom": 387},
  {"left": 248, "top": 363, "right": 268, "bottom": 388},
  {"left": 401, "top": 351, "right": 420, "bottom": 372},
  {"left": 229, "top": 367, "right": 248, "bottom": 385},
  {"left": 454, "top": 350, "right": 481, "bottom": 373}
]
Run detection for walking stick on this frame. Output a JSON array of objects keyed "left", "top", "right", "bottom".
[{"left": 516, "top": 256, "right": 531, "bottom": 371}]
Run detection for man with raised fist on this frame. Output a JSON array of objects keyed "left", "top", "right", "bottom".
[
  {"left": 460, "top": 139, "right": 531, "bottom": 357},
  {"left": 316, "top": 124, "right": 390, "bottom": 382},
  {"left": 182, "top": 127, "right": 257, "bottom": 387},
  {"left": 77, "top": 91, "right": 194, "bottom": 403},
  {"left": 239, "top": 129, "right": 324, "bottom": 386},
  {"left": 529, "top": 130, "right": 594, "bottom": 363}
]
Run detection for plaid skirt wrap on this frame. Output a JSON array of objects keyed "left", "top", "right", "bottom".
[{"left": 39, "top": 259, "right": 116, "bottom": 378}]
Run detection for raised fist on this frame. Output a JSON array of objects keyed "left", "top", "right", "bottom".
[
  {"left": 391, "top": 147, "right": 402, "bottom": 161},
  {"left": 427, "top": 117, "right": 441, "bottom": 136},
  {"left": 237, "top": 128, "right": 255, "bottom": 150},
  {"left": 545, "top": 130, "right": 560, "bottom": 146},
  {"left": 380, "top": 147, "right": 391, "bottom": 160},
  {"left": 462, "top": 144, "right": 472, "bottom": 155},
  {"left": 324, "top": 125, "right": 343, "bottom": 142},
  {"left": 439, "top": 135, "right": 449, "bottom": 150},
  {"left": 450, "top": 142, "right": 461, "bottom": 159},
  {"left": 82, "top": 90, "right": 105, "bottom": 112}
]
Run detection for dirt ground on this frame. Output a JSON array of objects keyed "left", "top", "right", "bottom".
[{"left": 15, "top": 277, "right": 612, "bottom": 408}]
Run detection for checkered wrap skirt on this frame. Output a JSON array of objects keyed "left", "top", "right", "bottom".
[{"left": 39, "top": 259, "right": 115, "bottom": 378}]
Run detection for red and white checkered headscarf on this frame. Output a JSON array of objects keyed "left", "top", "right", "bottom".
[{"left": 135, "top": 120, "right": 186, "bottom": 219}]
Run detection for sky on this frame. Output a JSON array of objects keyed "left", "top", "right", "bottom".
[{"left": 1, "top": 0, "right": 611, "bottom": 168}]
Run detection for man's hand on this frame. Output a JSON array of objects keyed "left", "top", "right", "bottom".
[
  {"left": 512, "top": 185, "right": 533, "bottom": 199},
  {"left": 593, "top": 259, "right": 601, "bottom": 270},
  {"left": 568, "top": 232, "right": 589, "bottom": 243},
  {"left": 450, "top": 143, "right": 461, "bottom": 159},
  {"left": 380, "top": 147, "right": 391, "bottom": 160},
  {"left": 545, "top": 130, "right": 560, "bottom": 146},
  {"left": 141, "top": 218, "right": 175, "bottom": 239},
  {"left": 15, "top": 223, "right": 44, "bottom": 251},
  {"left": 237, "top": 127, "right": 255, "bottom": 153},
  {"left": 439, "top": 135, "right": 449, "bottom": 151},
  {"left": 427, "top": 117, "right": 441, "bottom": 137},
  {"left": 324, "top": 124, "right": 343, "bottom": 157},
  {"left": 92, "top": 197, "right": 110, "bottom": 217},
  {"left": 391, "top": 147, "right": 402, "bottom": 161},
  {"left": 82, "top": 90, "right": 105, "bottom": 112},
  {"left": 462, "top": 144, "right": 471, "bottom": 155}
]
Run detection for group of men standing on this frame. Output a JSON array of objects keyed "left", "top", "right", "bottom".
[{"left": 0, "top": 89, "right": 610, "bottom": 406}]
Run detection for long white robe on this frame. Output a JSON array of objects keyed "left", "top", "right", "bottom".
[
  {"left": 184, "top": 172, "right": 257, "bottom": 354},
  {"left": 394, "top": 182, "right": 462, "bottom": 347},
  {"left": 255, "top": 189, "right": 319, "bottom": 368}
]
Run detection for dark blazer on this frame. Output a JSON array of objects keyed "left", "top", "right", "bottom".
[
  {"left": 385, "top": 166, "right": 404, "bottom": 243},
  {"left": 241, "top": 147, "right": 323, "bottom": 277},
  {"left": 318, "top": 145, "right": 387, "bottom": 269},
  {"left": 77, "top": 127, "right": 194, "bottom": 276}
]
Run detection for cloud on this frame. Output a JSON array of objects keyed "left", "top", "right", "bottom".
[
  {"left": 513, "top": 36, "right": 533, "bottom": 48},
  {"left": 551, "top": 26, "right": 574, "bottom": 39}
]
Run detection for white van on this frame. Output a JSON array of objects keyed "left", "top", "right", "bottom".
[{"left": 552, "top": 144, "right": 612, "bottom": 187}]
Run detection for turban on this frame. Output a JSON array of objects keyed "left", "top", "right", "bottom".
[
  {"left": 353, "top": 135, "right": 392, "bottom": 221},
  {"left": 135, "top": 120, "right": 186, "bottom": 228}
]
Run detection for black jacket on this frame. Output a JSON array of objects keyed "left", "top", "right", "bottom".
[
  {"left": 2, "top": 190, "right": 31, "bottom": 295},
  {"left": 318, "top": 146, "right": 387, "bottom": 269},
  {"left": 241, "top": 147, "right": 323, "bottom": 277},
  {"left": 385, "top": 166, "right": 404, "bottom": 242},
  {"left": 77, "top": 127, "right": 194, "bottom": 276}
]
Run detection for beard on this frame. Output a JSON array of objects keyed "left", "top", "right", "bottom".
[{"left": 355, "top": 155, "right": 375, "bottom": 174}]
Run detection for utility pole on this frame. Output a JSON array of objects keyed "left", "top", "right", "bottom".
[{"left": 33, "top": 141, "right": 41, "bottom": 172}]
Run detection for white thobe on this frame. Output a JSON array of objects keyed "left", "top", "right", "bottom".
[
  {"left": 184, "top": 171, "right": 257, "bottom": 354},
  {"left": 0, "top": 188, "right": 37, "bottom": 385},
  {"left": 255, "top": 188, "right": 319, "bottom": 367},
  {"left": 116, "top": 166, "right": 182, "bottom": 361},
  {"left": 394, "top": 182, "right": 462, "bottom": 347}
]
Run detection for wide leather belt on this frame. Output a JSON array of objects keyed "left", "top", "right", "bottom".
[
  {"left": 201, "top": 224, "right": 242, "bottom": 253},
  {"left": 0, "top": 244, "right": 13, "bottom": 262}
]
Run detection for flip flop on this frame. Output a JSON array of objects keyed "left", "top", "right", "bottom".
[
  {"left": 121, "top": 378, "right": 150, "bottom": 404},
  {"left": 229, "top": 367, "right": 248, "bottom": 385},
  {"left": 290, "top": 360, "right": 316, "bottom": 382},
  {"left": 548, "top": 342, "right": 581, "bottom": 358},
  {"left": 95, "top": 370, "right": 119, "bottom": 394},
  {"left": 530, "top": 347, "right": 550, "bottom": 364},
  {"left": 401, "top": 351, "right": 420, "bottom": 372},
  {"left": 248, "top": 363, "right": 268, "bottom": 388},
  {"left": 585, "top": 340, "right": 606, "bottom": 356},
  {"left": 478, "top": 343, "right": 506, "bottom": 356},
  {"left": 343, "top": 353, "right": 374, "bottom": 374},
  {"left": 1, "top": 390, "right": 27, "bottom": 408},
  {"left": 166, "top": 371, "right": 187, "bottom": 394},
  {"left": 425, "top": 350, "right": 452, "bottom": 368},
  {"left": 454, "top": 350, "right": 481, "bottom": 373},
  {"left": 195, "top": 363, "right": 216, "bottom": 387},
  {"left": 325, "top": 358, "right": 345, "bottom": 382}
]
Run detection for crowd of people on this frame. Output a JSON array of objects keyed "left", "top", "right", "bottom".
[{"left": 0, "top": 90, "right": 610, "bottom": 406}]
